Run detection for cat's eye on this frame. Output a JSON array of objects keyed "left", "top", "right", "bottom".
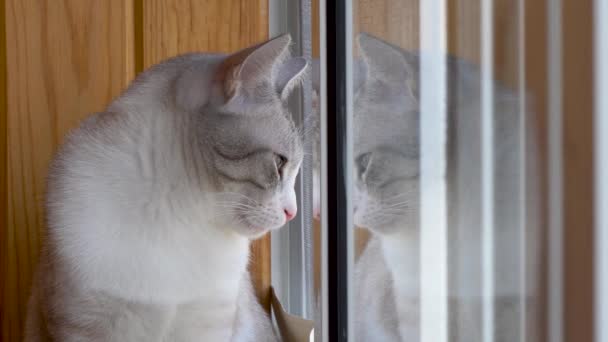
[
  {"left": 356, "top": 152, "right": 372, "bottom": 175},
  {"left": 275, "top": 154, "right": 287, "bottom": 176}
]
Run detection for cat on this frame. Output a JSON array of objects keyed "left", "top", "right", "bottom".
[
  {"left": 312, "top": 33, "right": 539, "bottom": 341},
  {"left": 25, "top": 34, "right": 307, "bottom": 341}
]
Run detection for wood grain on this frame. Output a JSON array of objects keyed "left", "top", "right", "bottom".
[
  {"left": 141, "top": 0, "right": 270, "bottom": 311},
  {"left": 0, "top": 0, "right": 7, "bottom": 339},
  {"left": 354, "top": 0, "right": 419, "bottom": 53},
  {"left": 2, "top": 1, "right": 134, "bottom": 340},
  {"left": 249, "top": 235, "right": 272, "bottom": 313},
  {"left": 142, "top": 0, "right": 269, "bottom": 68},
  {"left": 448, "top": 1, "right": 596, "bottom": 339},
  {"left": 562, "top": 0, "right": 595, "bottom": 340},
  {"left": 448, "top": 0, "right": 522, "bottom": 86}
]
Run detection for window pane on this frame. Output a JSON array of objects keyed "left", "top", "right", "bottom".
[{"left": 347, "top": 1, "right": 540, "bottom": 341}]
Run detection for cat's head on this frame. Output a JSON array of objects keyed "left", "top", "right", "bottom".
[
  {"left": 177, "top": 35, "right": 306, "bottom": 239},
  {"left": 308, "top": 36, "right": 418, "bottom": 234},
  {"left": 353, "top": 33, "right": 420, "bottom": 235}
]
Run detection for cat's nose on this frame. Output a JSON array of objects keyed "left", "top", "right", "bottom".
[{"left": 284, "top": 208, "right": 296, "bottom": 221}]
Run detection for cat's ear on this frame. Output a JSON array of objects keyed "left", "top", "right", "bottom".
[
  {"left": 220, "top": 34, "right": 292, "bottom": 104},
  {"left": 275, "top": 57, "right": 308, "bottom": 100},
  {"left": 357, "top": 33, "right": 415, "bottom": 88}
]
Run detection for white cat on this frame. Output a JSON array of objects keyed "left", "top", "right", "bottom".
[{"left": 25, "top": 34, "right": 307, "bottom": 341}]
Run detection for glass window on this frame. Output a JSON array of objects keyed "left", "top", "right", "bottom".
[{"left": 269, "top": 1, "right": 606, "bottom": 341}]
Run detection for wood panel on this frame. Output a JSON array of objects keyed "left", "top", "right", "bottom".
[
  {"left": 2, "top": 1, "right": 134, "bottom": 340},
  {"left": 142, "top": 0, "right": 268, "bottom": 68},
  {"left": 562, "top": 0, "right": 595, "bottom": 340},
  {"left": 448, "top": 0, "right": 522, "bottom": 86},
  {"left": 354, "top": 0, "right": 419, "bottom": 51},
  {"left": 141, "top": 0, "right": 271, "bottom": 312},
  {"left": 0, "top": 0, "right": 7, "bottom": 338},
  {"left": 250, "top": 235, "right": 272, "bottom": 313}
]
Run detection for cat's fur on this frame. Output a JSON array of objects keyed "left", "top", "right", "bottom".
[{"left": 25, "top": 34, "right": 307, "bottom": 341}]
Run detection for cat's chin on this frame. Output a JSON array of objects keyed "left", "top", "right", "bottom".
[
  {"left": 358, "top": 220, "right": 416, "bottom": 236},
  {"left": 233, "top": 225, "right": 274, "bottom": 239},
  {"left": 363, "top": 225, "right": 402, "bottom": 236}
]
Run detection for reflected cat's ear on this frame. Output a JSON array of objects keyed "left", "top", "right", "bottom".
[
  {"left": 357, "top": 33, "right": 416, "bottom": 89},
  {"left": 219, "top": 34, "right": 292, "bottom": 104},
  {"left": 276, "top": 57, "right": 308, "bottom": 100}
]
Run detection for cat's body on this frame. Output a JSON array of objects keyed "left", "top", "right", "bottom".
[
  {"left": 354, "top": 236, "right": 403, "bottom": 342},
  {"left": 26, "top": 35, "right": 307, "bottom": 341},
  {"left": 27, "top": 246, "right": 264, "bottom": 341}
]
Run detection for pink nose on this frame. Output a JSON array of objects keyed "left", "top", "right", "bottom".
[{"left": 284, "top": 208, "right": 296, "bottom": 221}]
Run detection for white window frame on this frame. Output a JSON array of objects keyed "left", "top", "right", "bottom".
[
  {"left": 419, "top": 1, "right": 449, "bottom": 341},
  {"left": 594, "top": 0, "right": 608, "bottom": 340}
]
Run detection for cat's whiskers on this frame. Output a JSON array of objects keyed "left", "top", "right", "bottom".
[
  {"left": 380, "top": 202, "right": 410, "bottom": 210},
  {"left": 381, "top": 193, "right": 411, "bottom": 202},
  {"left": 219, "top": 203, "right": 280, "bottom": 226},
  {"left": 215, "top": 191, "right": 260, "bottom": 202},
  {"left": 216, "top": 202, "right": 260, "bottom": 211}
]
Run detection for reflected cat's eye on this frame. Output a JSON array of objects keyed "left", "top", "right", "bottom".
[
  {"left": 356, "top": 152, "right": 371, "bottom": 176},
  {"left": 275, "top": 154, "right": 287, "bottom": 177}
]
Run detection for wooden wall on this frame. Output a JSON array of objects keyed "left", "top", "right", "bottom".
[
  {"left": 562, "top": 0, "right": 595, "bottom": 340},
  {"left": 0, "top": 1, "right": 269, "bottom": 340}
]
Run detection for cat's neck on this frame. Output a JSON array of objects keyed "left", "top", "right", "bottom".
[
  {"left": 378, "top": 228, "right": 421, "bottom": 340},
  {"left": 378, "top": 228, "right": 419, "bottom": 297},
  {"left": 66, "top": 217, "right": 251, "bottom": 304}
]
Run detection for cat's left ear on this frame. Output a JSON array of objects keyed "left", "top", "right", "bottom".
[
  {"left": 275, "top": 57, "right": 308, "bottom": 100},
  {"left": 220, "top": 34, "right": 292, "bottom": 105},
  {"left": 357, "top": 33, "right": 418, "bottom": 99}
]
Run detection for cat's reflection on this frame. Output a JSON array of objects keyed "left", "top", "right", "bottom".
[
  {"left": 352, "top": 33, "right": 421, "bottom": 342},
  {"left": 313, "top": 33, "right": 539, "bottom": 342}
]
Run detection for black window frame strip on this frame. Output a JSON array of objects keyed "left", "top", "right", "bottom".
[{"left": 326, "top": 0, "right": 349, "bottom": 340}]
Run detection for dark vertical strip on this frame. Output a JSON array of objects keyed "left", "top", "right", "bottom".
[
  {"left": 133, "top": 0, "right": 144, "bottom": 75},
  {"left": 562, "top": 0, "right": 595, "bottom": 341},
  {"left": 326, "top": 0, "right": 348, "bottom": 340},
  {"left": 0, "top": 0, "right": 7, "bottom": 338}
]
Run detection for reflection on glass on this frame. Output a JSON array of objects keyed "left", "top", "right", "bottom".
[
  {"left": 312, "top": 1, "right": 540, "bottom": 340},
  {"left": 352, "top": 33, "right": 421, "bottom": 342},
  {"left": 348, "top": 27, "right": 539, "bottom": 342}
]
